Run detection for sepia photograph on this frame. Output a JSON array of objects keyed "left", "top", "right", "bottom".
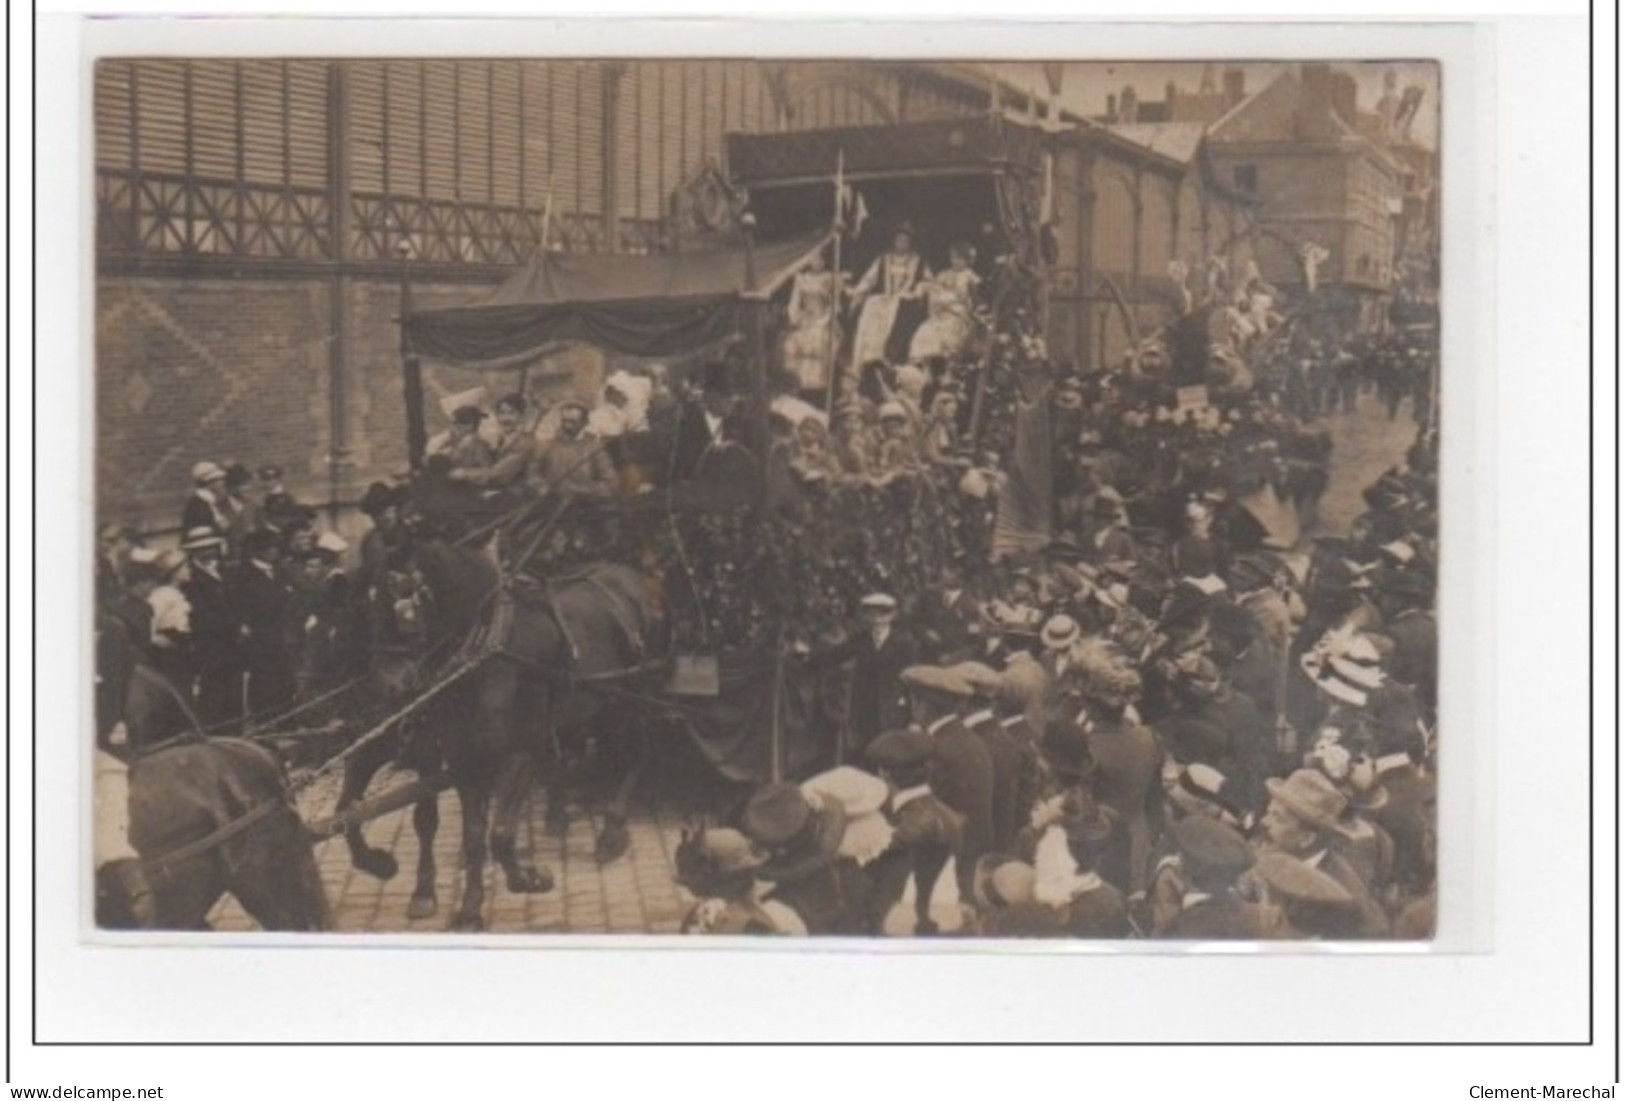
[{"left": 90, "top": 54, "right": 1443, "bottom": 943}]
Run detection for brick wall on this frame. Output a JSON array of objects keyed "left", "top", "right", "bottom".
[
  {"left": 96, "top": 271, "right": 553, "bottom": 534},
  {"left": 96, "top": 276, "right": 333, "bottom": 530}
]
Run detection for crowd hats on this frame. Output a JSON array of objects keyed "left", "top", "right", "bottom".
[
  {"left": 899, "top": 664, "right": 976, "bottom": 701},
  {"left": 1252, "top": 851, "right": 1355, "bottom": 935},
  {"left": 179, "top": 526, "right": 226, "bottom": 553},
  {"left": 800, "top": 767, "right": 894, "bottom": 867},
  {"left": 944, "top": 661, "right": 1005, "bottom": 699},
  {"left": 877, "top": 401, "right": 909, "bottom": 423},
  {"left": 1264, "top": 769, "right": 1349, "bottom": 833},
  {"left": 866, "top": 727, "right": 935, "bottom": 772},
  {"left": 972, "top": 854, "right": 1038, "bottom": 910},
  {"left": 191, "top": 461, "right": 227, "bottom": 486},
  {"left": 740, "top": 784, "right": 846, "bottom": 883},
  {"left": 1171, "top": 816, "right": 1256, "bottom": 885},
  {"left": 1301, "top": 630, "right": 1386, "bottom": 707},
  {"left": 860, "top": 592, "right": 898, "bottom": 613},
  {"left": 315, "top": 531, "right": 350, "bottom": 557},
  {"left": 1040, "top": 614, "right": 1082, "bottom": 652},
  {"left": 1166, "top": 762, "right": 1247, "bottom": 829}
]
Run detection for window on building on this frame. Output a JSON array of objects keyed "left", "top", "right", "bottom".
[{"left": 1233, "top": 164, "right": 1258, "bottom": 193}]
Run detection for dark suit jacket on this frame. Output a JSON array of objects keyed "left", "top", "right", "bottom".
[
  {"left": 825, "top": 627, "right": 918, "bottom": 750},
  {"left": 870, "top": 791, "right": 965, "bottom": 933},
  {"left": 235, "top": 563, "right": 293, "bottom": 669},
  {"left": 1163, "top": 894, "right": 1278, "bottom": 939},
  {"left": 182, "top": 567, "right": 240, "bottom": 663},
  {"left": 928, "top": 717, "right": 996, "bottom": 893},
  {"left": 1086, "top": 719, "right": 1167, "bottom": 894},
  {"left": 965, "top": 712, "right": 1023, "bottom": 857},
  {"left": 180, "top": 491, "right": 228, "bottom": 538}
]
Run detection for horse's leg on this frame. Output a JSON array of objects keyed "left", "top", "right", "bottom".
[
  {"left": 491, "top": 748, "right": 554, "bottom": 894},
  {"left": 540, "top": 694, "right": 569, "bottom": 838},
  {"left": 450, "top": 776, "right": 492, "bottom": 932},
  {"left": 337, "top": 736, "right": 399, "bottom": 881},
  {"left": 406, "top": 795, "right": 440, "bottom": 920},
  {"left": 595, "top": 706, "right": 647, "bottom": 865},
  {"left": 449, "top": 663, "right": 516, "bottom": 932}
]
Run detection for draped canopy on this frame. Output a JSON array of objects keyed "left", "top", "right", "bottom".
[{"left": 403, "top": 230, "right": 833, "bottom": 363}]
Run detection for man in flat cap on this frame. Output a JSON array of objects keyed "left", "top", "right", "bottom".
[
  {"left": 812, "top": 592, "right": 918, "bottom": 760},
  {"left": 899, "top": 665, "right": 994, "bottom": 905},
  {"left": 953, "top": 662, "right": 1025, "bottom": 857}
]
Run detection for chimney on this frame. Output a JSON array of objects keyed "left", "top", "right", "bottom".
[
  {"left": 1223, "top": 68, "right": 1246, "bottom": 105},
  {"left": 1106, "top": 93, "right": 1117, "bottom": 121},
  {"left": 1120, "top": 85, "right": 1138, "bottom": 124},
  {"left": 1166, "top": 81, "right": 1178, "bottom": 109}
]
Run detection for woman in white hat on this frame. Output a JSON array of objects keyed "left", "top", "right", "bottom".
[{"left": 179, "top": 461, "right": 232, "bottom": 540}]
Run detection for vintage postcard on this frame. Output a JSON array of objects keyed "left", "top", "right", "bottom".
[{"left": 91, "top": 54, "right": 1440, "bottom": 942}]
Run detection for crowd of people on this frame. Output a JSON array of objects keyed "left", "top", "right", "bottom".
[
  {"left": 94, "top": 217, "right": 1439, "bottom": 940},
  {"left": 95, "top": 461, "right": 374, "bottom": 751}
]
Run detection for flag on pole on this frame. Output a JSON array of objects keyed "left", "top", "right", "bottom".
[{"left": 833, "top": 150, "right": 868, "bottom": 240}]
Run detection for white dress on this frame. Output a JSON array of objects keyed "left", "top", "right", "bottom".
[
  {"left": 782, "top": 269, "right": 840, "bottom": 392},
  {"left": 908, "top": 266, "right": 981, "bottom": 361},
  {"left": 851, "top": 252, "right": 928, "bottom": 368}
]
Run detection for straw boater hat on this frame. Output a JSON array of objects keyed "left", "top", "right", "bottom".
[
  {"left": 1264, "top": 769, "right": 1349, "bottom": 834},
  {"left": 1165, "top": 762, "right": 1247, "bottom": 829},
  {"left": 179, "top": 526, "right": 226, "bottom": 553},
  {"left": 860, "top": 592, "right": 898, "bottom": 614},
  {"left": 877, "top": 402, "right": 909, "bottom": 423},
  {"left": 1301, "top": 630, "right": 1385, "bottom": 707},
  {"left": 1040, "top": 614, "right": 1082, "bottom": 652},
  {"left": 972, "top": 854, "right": 1038, "bottom": 910},
  {"left": 315, "top": 531, "right": 349, "bottom": 557}
]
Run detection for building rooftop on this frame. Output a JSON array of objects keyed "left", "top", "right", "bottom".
[{"left": 1103, "top": 122, "right": 1208, "bottom": 165}]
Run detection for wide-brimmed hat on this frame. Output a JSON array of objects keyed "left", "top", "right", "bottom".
[
  {"left": 877, "top": 401, "right": 909, "bottom": 423},
  {"left": 1265, "top": 770, "right": 1349, "bottom": 833},
  {"left": 944, "top": 661, "right": 1005, "bottom": 699},
  {"left": 900, "top": 664, "right": 976, "bottom": 701},
  {"left": 972, "top": 855, "right": 1038, "bottom": 910},
  {"left": 179, "top": 526, "right": 225, "bottom": 552},
  {"left": 860, "top": 592, "right": 898, "bottom": 612},
  {"left": 191, "top": 461, "right": 227, "bottom": 486},
  {"left": 1252, "top": 850, "right": 1354, "bottom": 907},
  {"left": 747, "top": 789, "right": 847, "bottom": 884},
  {"left": 800, "top": 766, "right": 889, "bottom": 819},
  {"left": 1301, "top": 650, "right": 1371, "bottom": 707},
  {"left": 1171, "top": 816, "right": 1256, "bottom": 882},
  {"left": 1040, "top": 614, "right": 1081, "bottom": 652},
  {"left": 1040, "top": 719, "right": 1096, "bottom": 782}
]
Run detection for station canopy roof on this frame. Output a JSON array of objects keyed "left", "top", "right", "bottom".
[{"left": 404, "top": 229, "right": 832, "bottom": 363}]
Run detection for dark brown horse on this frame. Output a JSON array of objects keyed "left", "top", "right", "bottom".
[
  {"left": 341, "top": 534, "right": 664, "bottom": 931},
  {"left": 118, "top": 738, "right": 329, "bottom": 931}
]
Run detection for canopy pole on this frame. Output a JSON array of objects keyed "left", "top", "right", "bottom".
[
  {"left": 825, "top": 149, "right": 847, "bottom": 416},
  {"left": 400, "top": 260, "right": 427, "bottom": 468}
]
